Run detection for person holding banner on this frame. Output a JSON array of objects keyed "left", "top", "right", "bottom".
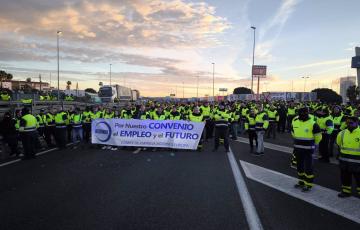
[
  {"left": 136, "top": 105, "right": 151, "bottom": 120},
  {"left": 168, "top": 106, "right": 181, "bottom": 120}
]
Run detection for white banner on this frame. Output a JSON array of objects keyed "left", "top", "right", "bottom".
[{"left": 91, "top": 119, "right": 205, "bottom": 150}]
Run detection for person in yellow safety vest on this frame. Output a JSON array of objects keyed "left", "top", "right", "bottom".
[
  {"left": 54, "top": 109, "right": 68, "bottom": 149},
  {"left": 19, "top": 107, "right": 38, "bottom": 160},
  {"left": 229, "top": 105, "right": 239, "bottom": 140},
  {"left": 121, "top": 106, "right": 133, "bottom": 119},
  {"left": 36, "top": 109, "right": 47, "bottom": 139},
  {"left": 44, "top": 108, "right": 56, "bottom": 147},
  {"left": 82, "top": 106, "right": 94, "bottom": 143},
  {"left": 292, "top": 107, "right": 322, "bottom": 192},
  {"left": 0, "top": 92, "right": 11, "bottom": 101},
  {"left": 330, "top": 106, "right": 345, "bottom": 157},
  {"left": 200, "top": 101, "right": 213, "bottom": 140},
  {"left": 71, "top": 108, "right": 83, "bottom": 149},
  {"left": 104, "top": 108, "right": 114, "bottom": 119},
  {"left": 168, "top": 106, "right": 181, "bottom": 120},
  {"left": 240, "top": 104, "right": 249, "bottom": 135},
  {"left": 244, "top": 109, "right": 258, "bottom": 153},
  {"left": 287, "top": 102, "right": 297, "bottom": 132},
  {"left": 267, "top": 105, "right": 279, "bottom": 139},
  {"left": 93, "top": 106, "right": 104, "bottom": 119},
  {"left": 101, "top": 108, "right": 118, "bottom": 151},
  {"left": 189, "top": 106, "right": 205, "bottom": 151},
  {"left": 316, "top": 108, "right": 334, "bottom": 163},
  {"left": 66, "top": 108, "right": 74, "bottom": 143},
  {"left": 254, "top": 104, "right": 269, "bottom": 156},
  {"left": 137, "top": 105, "right": 151, "bottom": 120},
  {"left": 153, "top": 107, "right": 167, "bottom": 120},
  {"left": 336, "top": 116, "right": 360, "bottom": 198},
  {"left": 213, "top": 103, "right": 231, "bottom": 153}
]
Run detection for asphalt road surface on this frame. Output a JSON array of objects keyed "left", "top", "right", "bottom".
[{"left": 1, "top": 138, "right": 360, "bottom": 230}]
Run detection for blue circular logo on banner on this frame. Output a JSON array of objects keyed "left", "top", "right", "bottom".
[{"left": 95, "top": 121, "right": 112, "bottom": 142}]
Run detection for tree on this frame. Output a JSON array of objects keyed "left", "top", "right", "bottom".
[
  {"left": 66, "top": 81, "right": 72, "bottom": 90},
  {"left": 85, "top": 88, "right": 97, "bottom": 94},
  {"left": 26, "top": 77, "right": 31, "bottom": 83},
  {"left": 233, "top": 87, "right": 253, "bottom": 94},
  {"left": 311, "top": 88, "right": 342, "bottom": 104},
  {"left": 0, "top": 70, "right": 13, "bottom": 88},
  {"left": 346, "top": 85, "right": 359, "bottom": 103},
  {"left": 0, "top": 70, "right": 13, "bottom": 82}
]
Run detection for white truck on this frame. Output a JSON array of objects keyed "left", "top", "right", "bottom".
[{"left": 98, "top": 85, "right": 132, "bottom": 103}]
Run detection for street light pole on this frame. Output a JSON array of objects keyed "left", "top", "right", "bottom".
[
  {"left": 182, "top": 82, "right": 185, "bottom": 99},
  {"left": 302, "top": 76, "right": 310, "bottom": 92},
  {"left": 250, "top": 26, "right": 256, "bottom": 95},
  {"left": 212, "top": 63, "right": 215, "bottom": 98},
  {"left": 196, "top": 76, "right": 199, "bottom": 99},
  {"left": 109, "top": 64, "right": 112, "bottom": 86},
  {"left": 57, "top": 30, "right": 62, "bottom": 100}
]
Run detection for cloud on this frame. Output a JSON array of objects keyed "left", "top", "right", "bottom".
[
  {"left": 256, "top": 0, "right": 301, "bottom": 61},
  {"left": 0, "top": 0, "right": 230, "bottom": 49},
  {"left": 276, "top": 58, "right": 349, "bottom": 72}
]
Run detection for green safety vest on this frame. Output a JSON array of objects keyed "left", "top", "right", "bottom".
[
  {"left": 72, "top": 114, "right": 83, "bottom": 127},
  {"left": 332, "top": 114, "right": 344, "bottom": 130},
  {"left": 189, "top": 113, "right": 203, "bottom": 122},
  {"left": 337, "top": 128, "right": 360, "bottom": 164},
  {"left": 255, "top": 112, "right": 269, "bottom": 130},
  {"left": 287, "top": 108, "right": 296, "bottom": 116},
  {"left": 200, "top": 106, "right": 211, "bottom": 117},
  {"left": 19, "top": 114, "right": 38, "bottom": 132},
  {"left": 46, "top": 113, "right": 55, "bottom": 126},
  {"left": 104, "top": 113, "right": 114, "bottom": 119},
  {"left": 1, "top": 94, "right": 10, "bottom": 101},
  {"left": 153, "top": 113, "right": 166, "bottom": 120},
  {"left": 83, "top": 111, "right": 93, "bottom": 123},
  {"left": 36, "top": 114, "right": 46, "bottom": 127},
  {"left": 292, "top": 118, "right": 322, "bottom": 149},
  {"left": 267, "top": 110, "right": 278, "bottom": 121},
  {"left": 21, "top": 99, "right": 33, "bottom": 104},
  {"left": 140, "top": 112, "right": 150, "bottom": 120},
  {"left": 214, "top": 110, "right": 230, "bottom": 127},
  {"left": 245, "top": 115, "right": 256, "bottom": 130},
  {"left": 55, "top": 112, "right": 67, "bottom": 127},
  {"left": 94, "top": 111, "right": 103, "bottom": 119},
  {"left": 316, "top": 116, "right": 334, "bottom": 134},
  {"left": 15, "top": 118, "right": 20, "bottom": 130}
]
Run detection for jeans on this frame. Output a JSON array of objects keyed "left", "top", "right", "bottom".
[
  {"left": 72, "top": 127, "right": 83, "bottom": 143},
  {"left": 256, "top": 130, "right": 265, "bottom": 153}
]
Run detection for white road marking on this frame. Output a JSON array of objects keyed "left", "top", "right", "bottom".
[
  {"left": 227, "top": 148, "right": 263, "bottom": 230},
  {"left": 0, "top": 159, "right": 21, "bottom": 167},
  {"left": 0, "top": 143, "right": 74, "bottom": 168},
  {"left": 235, "top": 137, "right": 338, "bottom": 165},
  {"left": 240, "top": 160, "right": 360, "bottom": 224},
  {"left": 133, "top": 148, "right": 141, "bottom": 154}
]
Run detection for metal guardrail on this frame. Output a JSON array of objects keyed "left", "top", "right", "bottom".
[{"left": 0, "top": 100, "right": 128, "bottom": 117}]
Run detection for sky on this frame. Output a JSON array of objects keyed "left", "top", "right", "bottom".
[{"left": 0, "top": 0, "right": 359, "bottom": 97}]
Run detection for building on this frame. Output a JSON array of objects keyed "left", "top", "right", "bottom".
[
  {"left": 1, "top": 80, "right": 49, "bottom": 91},
  {"left": 339, "top": 76, "right": 356, "bottom": 103}
]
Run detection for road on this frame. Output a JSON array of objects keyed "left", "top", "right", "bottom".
[{"left": 1, "top": 136, "right": 359, "bottom": 230}]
